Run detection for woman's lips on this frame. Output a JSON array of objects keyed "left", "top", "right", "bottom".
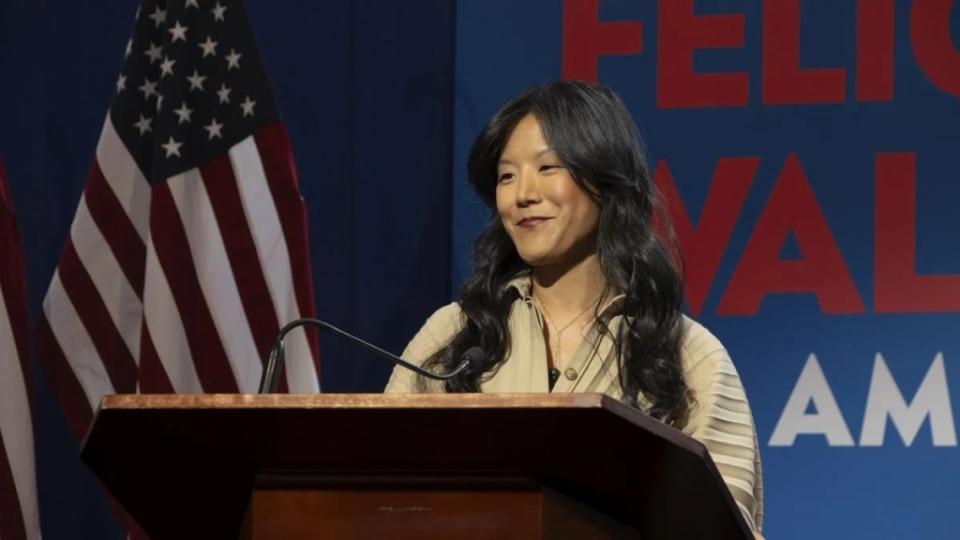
[{"left": 517, "top": 217, "right": 552, "bottom": 228}]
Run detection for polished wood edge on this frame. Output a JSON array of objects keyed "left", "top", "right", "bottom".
[
  {"left": 93, "top": 392, "right": 704, "bottom": 458},
  {"left": 97, "top": 392, "right": 608, "bottom": 411}
]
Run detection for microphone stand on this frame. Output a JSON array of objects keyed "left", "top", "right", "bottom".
[{"left": 257, "top": 318, "right": 474, "bottom": 393}]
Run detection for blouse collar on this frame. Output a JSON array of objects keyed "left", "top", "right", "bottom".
[{"left": 504, "top": 270, "right": 626, "bottom": 319}]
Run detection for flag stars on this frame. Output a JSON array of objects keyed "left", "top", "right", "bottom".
[
  {"left": 133, "top": 114, "right": 153, "bottom": 135},
  {"left": 187, "top": 69, "right": 206, "bottom": 91},
  {"left": 204, "top": 118, "right": 224, "bottom": 140},
  {"left": 217, "top": 83, "right": 231, "bottom": 104},
  {"left": 125, "top": 39, "right": 133, "bottom": 58},
  {"left": 225, "top": 49, "right": 242, "bottom": 70},
  {"left": 144, "top": 42, "right": 162, "bottom": 63},
  {"left": 212, "top": 2, "right": 227, "bottom": 22},
  {"left": 168, "top": 20, "right": 189, "bottom": 43},
  {"left": 156, "top": 94, "right": 164, "bottom": 112},
  {"left": 148, "top": 6, "right": 167, "bottom": 27},
  {"left": 159, "top": 56, "right": 176, "bottom": 78},
  {"left": 198, "top": 36, "right": 218, "bottom": 58},
  {"left": 240, "top": 95, "right": 256, "bottom": 117},
  {"left": 185, "top": 0, "right": 200, "bottom": 8},
  {"left": 116, "top": 74, "right": 127, "bottom": 93},
  {"left": 173, "top": 102, "right": 193, "bottom": 125},
  {"left": 139, "top": 77, "right": 158, "bottom": 99},
  {"left": 161, "top": 136, "right": 183, "bottom": 158}
]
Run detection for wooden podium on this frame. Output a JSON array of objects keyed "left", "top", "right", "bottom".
[{"left": 81, "top": 393, "right": 753, "bottom": 539}]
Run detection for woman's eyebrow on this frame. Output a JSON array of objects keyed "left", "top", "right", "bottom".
[{"left": 498, "top": 148, "right": 555, "bottom": 165}]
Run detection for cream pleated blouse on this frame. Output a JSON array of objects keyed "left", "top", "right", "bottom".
[{"left": 384, "top": 275, "right": 763, "bottom": 533}]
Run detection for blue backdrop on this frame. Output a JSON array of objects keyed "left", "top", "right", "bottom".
[
  {"left": 453, "top": 1, "right": 960, "bottom": 539},
  {"left": 0, "top": 0, "right": 957, "bottom": 538}
]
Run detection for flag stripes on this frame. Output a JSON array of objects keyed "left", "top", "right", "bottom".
[
  {"left": 252, "top": 125, "right": 322, "bottom": 383},
  {"left": 95, "top": 120, "right": 151, "bottom": 238},
  {"left": 200, "top": 154, "right": 280, "bottom": 368},
  {"left": 137, "top": 322, "right": 175, "bottom": 394},
  {"left": 0, "top": 430, "right": 28, "bottom": 540},
  {"left": 140, "top": 235, "right": 205, "bottom": 393},
  {"left": 168, "top": 168, "right": 262, "bottom": 390},
  {"left": 0, "top": 162, "right": 41, "bottom": 539},
  {"left": 44, "top": 272, "right": 116, "bottom": 409},
  {"left": 39, "top": 125, "right": 320, "bottom": 400},
  {"left": 84, "top": 163, "right": 147, "bottom": 297},
  {"left": 36, "top": 319, "right": 93, "bottom": 440},
  {"left": 36, "top": 3, "right": 322, "bottom": 535},
  {"left": 69, "top": 191, "right": 144, "bottom": 350},
  {"left": 57, "top": 241, "right": 139, "bottom": 393},
  {"left": 148, "top": 180, "right": 241, "bottom": 392}
]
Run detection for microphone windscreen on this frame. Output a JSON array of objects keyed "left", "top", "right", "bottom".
[{"left": 462, "top": 346, "right": 485, "bottom": 365}]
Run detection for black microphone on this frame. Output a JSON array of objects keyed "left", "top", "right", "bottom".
[{"left": 257, "top": 317, "right": 481, "bottom": 393}]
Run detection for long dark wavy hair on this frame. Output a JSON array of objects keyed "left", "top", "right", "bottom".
[{"left": 422, "top": 81, "right": 690, "bottom": 426}]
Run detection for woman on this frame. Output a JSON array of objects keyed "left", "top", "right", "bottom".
[{"left": 385, "top": 81, "right": 763, "bottom": 535}]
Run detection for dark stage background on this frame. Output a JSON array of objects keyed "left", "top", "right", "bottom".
[{"left": 2, "top": 0, "right": 454, "bottom": 536}]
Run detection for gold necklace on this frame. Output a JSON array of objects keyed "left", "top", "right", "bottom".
[{"left": 533, "top": 293, "right": 601, "bottom": 369}]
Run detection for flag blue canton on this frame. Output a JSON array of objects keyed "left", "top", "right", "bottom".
[{"left": 111, "top": 0, "right": 279, "bottom": 183}]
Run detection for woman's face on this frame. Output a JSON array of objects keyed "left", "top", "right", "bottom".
[{"left": 495, "top": 114, "right": 600, "bottom": 268}]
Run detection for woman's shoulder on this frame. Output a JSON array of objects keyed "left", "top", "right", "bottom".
[
  {"left": 386, "top": 302, "right": 464, "bottom": 394},
  {"left": 400, "top": 301, "right": 464, "bottom": 362},
  {"left": 420, "top": 301, "right": 464, "bottom": 339},
  {"left": 677, "top": 315, "right": 741, "bottom": 392},
  {"left": 678, "top": 315, "right": 728, "bottom": 364}
]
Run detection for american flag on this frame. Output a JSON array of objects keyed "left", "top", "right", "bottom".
[
  {"left": 37, "top": 0, "right": 320, "bottom": 451},
  {"left": 0, "top": 161, "right": 41, "bottom": 539}
]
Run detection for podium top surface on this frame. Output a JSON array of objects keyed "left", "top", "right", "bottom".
[
  {"left": 94, "top": 392, "right": 671, "bottom": 419},
  {"left": 99, "top": 391, "right": 630, "bottom": 409},
  {"left": 82, "top": 393, "right": 751, "bottom": 539}
]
